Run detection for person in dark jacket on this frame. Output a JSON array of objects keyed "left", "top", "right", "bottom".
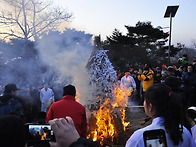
[
  {"left": 0, "top": 115, "right": 26, "bottom": 147},
  {"left": 46, "top": 85, "right": 87, "bottom": 138},
  {"left": 182, "top": 65, "right": 196, "bottom": 107},
  {"left": 0, "top": 84, "right": 24, "bottom": 118}
]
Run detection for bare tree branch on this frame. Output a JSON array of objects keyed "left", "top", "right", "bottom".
[
  {"left": 0, "top": 32, "right": 23, "bottom": 39},
  {"left": 0, "top": 0, "right": 72, "bottom": 41}
]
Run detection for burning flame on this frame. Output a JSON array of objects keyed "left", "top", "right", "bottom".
[
  {"left": 120, "top": 109, "right": 130, "bottom": 131},
  {"left": 75, "top": 90, "right": 80, "bottom": 102},
  {"left": 112, "top": 88, "right": 129, "bottom": 108},
  {"left": 112, "top": 88, "right": 130, "bottom": 131},
  {"left": 87, "top": 85, "right": 130, "bottom": 145},
  {"left": 88, "top": 99, "right": 115, "bottom": 145},
  {"left": 41, "top": 133, "right": 47, "bottom": 140}
]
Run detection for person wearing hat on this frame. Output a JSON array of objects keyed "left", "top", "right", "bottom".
[
  {"left": 161, "top": 66, "right": 176, "bottom": 83},
  {"left": 0, "top": 84, "right": 24, "bottom": 118},
  {"left": 46, "top": 85, "right": 87, "bottom": 138},
  {"left": 166, "top": 66, "right": 175, "bottom": 76}
]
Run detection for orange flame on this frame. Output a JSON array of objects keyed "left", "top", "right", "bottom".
[
  {"left": 112, "top": 87, "right": 130, "bottom": 131},
  {"left": 75, "top": 90, "right": 80, "bottom": 102},
  {"left": 41, "top": 133, "right": 47, "bottom": 140},
  {"left": 87, "top": 85, "right": 131, "bottom": 145},
  {"left": 88, "top": 99, "right": 115, "bottom": 145}
]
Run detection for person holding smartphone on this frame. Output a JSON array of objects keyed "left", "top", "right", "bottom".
[
  {"left": 49, "top": 117, "right": 99, "bottom": 147},
  {"left": 125, "top": 83, "right": 196, "bottom": 147}
]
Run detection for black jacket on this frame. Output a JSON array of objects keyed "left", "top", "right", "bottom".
[{"left": 0, "top": 93, "right": 24, "bottom": 117}]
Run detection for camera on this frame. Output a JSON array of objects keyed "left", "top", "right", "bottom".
[
  {"left": 25, "top": 123, "right": 55, "bottom": 143},
  {"left": 143, "top": 129, "right": 167, "bottom": 147}
]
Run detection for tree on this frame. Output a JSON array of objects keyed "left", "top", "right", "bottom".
[
  {"left": 175, "top": 42, "right": 196, "bottom": 64},
  {"left": 0, "top": 0, "right": 72, "bottom": 41},
  {"left": 125, "top": 21, "right": 171, "bottom": 65},
  {"left": 106, "top": 29, "right": 134, "bottom": 46},
  {"left": 103, "top": 21, "right": 181, "bottom": 70},
  {"left": 0, "top": 28, "right": 93, "bottom": 87}
]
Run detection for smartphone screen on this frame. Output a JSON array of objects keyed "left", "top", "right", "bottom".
[
  {"left": 25, "top": 124, "right": 55, "bottom": 142},
  {"left": 143, "top": 129, "right": 167, "bottom": 147}
]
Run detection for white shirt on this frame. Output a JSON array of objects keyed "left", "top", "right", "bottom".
[
  {"left": 125, "top": 117, "right": 196, "bottom": 147},
  {"left": 191, "top": 125, "right": 196, "bottom": 142},
  {"left": 120, "top": 75, "right": 136, "bottom": 90},
  {"left": 40, "top": 88, "right": 54, "bottom": 112}
]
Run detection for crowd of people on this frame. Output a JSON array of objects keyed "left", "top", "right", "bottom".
[
  {"left": 0, "top": 84, "right": 97, "bottom": 147},
  {"left": 118, "top": 56, "right": 196, "bottom": 108},
  {"left": 0, "top": 54, "right": 196, "bottom": 147}
]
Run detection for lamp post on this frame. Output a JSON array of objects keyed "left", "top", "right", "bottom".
[{"left": 164, "top": 5, "right": 179, "bottom": 65}]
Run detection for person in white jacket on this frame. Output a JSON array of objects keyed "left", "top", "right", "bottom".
[
  {"left": 120, "top": 71, "right": 136, "bottom": 96},
  {"left": 40, "top": 83, "right": 54, "bottom": 113}
]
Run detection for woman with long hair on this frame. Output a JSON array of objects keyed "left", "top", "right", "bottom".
[{"left": 125, "top": 83, "right": 196, "bottom": 147}]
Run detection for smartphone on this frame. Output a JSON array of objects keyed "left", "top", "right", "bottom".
[
  {"left": 25, "top": 123, "right": 55, "bottom": 142},
  {"left": 143, "top": 129, "right": 167, "bottom": 147}
]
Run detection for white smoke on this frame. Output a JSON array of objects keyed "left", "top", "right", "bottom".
[{"left": 36, "top": 29, "right": 93, "bottom": 105}]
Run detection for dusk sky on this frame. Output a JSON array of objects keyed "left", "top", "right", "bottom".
[{"left": 54, "top": 0, "right": 196, "bottom": 47}]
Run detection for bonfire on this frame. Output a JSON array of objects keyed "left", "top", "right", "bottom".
[{"left": 87, "top": 85, "right": 131, "bottom": 146}]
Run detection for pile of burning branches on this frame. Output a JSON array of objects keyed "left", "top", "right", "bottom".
[{"left": 87, "top": 87, "right": 131, "bottom": 146}]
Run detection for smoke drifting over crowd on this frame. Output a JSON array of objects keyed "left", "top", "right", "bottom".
[
  {"left": 0, "top": 29, "right": 95, "bottom": 104},
  {"left": 0, "top": 28, "right": 119, "bottom": 107},
  {"left": 37, "top": 29, "right": 94, "bottom": 105},
  {"left": 0, "top": 40, "right": 41, "bottom": 87}
]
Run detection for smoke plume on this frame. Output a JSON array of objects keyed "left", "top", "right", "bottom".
[{"left": 36, "top": 29, "right": 94, "bottom": 105}]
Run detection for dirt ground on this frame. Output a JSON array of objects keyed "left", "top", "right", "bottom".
[
  {"left": 125, "top": 106, "right": 152, "bottom": 137},
  {"left": 125, "top": 99, "right": 152, "bottom": 135}
]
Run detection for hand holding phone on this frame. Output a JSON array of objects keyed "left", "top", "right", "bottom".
[{"left": 49, "top": 117, "right": 80, "bottom": 147}]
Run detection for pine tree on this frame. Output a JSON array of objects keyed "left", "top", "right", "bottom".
[{"left": 103, "top": 21, "right": 182, "bottom": 69}]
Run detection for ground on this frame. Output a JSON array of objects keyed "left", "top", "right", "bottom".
[{"left": 125, "top": 98, "right": 152, "bottom": 136}]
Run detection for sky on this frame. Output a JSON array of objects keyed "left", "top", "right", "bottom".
[{"left": 54, "top": 0, "right": 196, "bottom": 47}]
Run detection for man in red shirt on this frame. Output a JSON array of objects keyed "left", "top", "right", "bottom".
[{"left": 46, "top": 85, "right": 87, "bottom": 137}]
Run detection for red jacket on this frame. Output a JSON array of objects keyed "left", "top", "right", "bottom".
[{"left": 46, "top": 95, "right": 87, "bottom": 137}]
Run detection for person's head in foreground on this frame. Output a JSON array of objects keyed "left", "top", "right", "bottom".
[
  {"left": 144, "top": 83, "right": 185, "bottom": 145},
  {"left": 0, "top": 115, "right": 25, "bottom": 147},
  {"left": 63, "top": 85, "right": 76, "bottom": 97},
  {"left": 126, "top": 83, "right": 196, "bottom": 147},
  {"left": 4, "top": 83, "right": 20, "bottom": 95}
]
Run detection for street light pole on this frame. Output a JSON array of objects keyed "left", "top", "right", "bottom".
[
  {"left": 168, "top": 12, "right": 172, "bottom": 65},
  {"left": 164, "top": 5, "right": 179, "bottom": 65}
]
